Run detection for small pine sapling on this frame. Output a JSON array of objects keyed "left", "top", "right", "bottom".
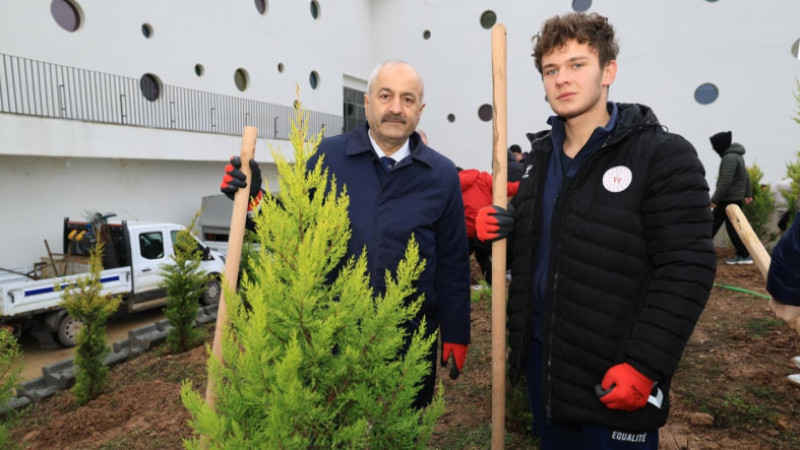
[
  {"left": 783, "top": 79, "right": 800, "bottom": 229},
  {"left": 782, "top": 151, "right": 800, "bottom": 229},
  {"left": 182, "top": 92, "right": 445, "bottom": 449},
  {"left": 59, "top": 243, "right": 121, "bottom": 405},
  {"left": 742, "top": 164, "right": 775, "bottom": 240},
  {"left": 161, "top": 211, "right": 208, "bottom": 353}
]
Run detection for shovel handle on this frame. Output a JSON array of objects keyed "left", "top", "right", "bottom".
[{"left": 726, "top": 204, "right": 800, "bottom": 337}]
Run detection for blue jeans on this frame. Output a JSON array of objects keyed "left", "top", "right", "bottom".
[{"left": 526, "top": 340, "right": 659, "bottom": 449}]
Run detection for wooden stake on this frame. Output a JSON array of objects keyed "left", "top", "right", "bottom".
[
  {"left": 204, "top": 126, "right": 258, "bottom": 409},
  {"left": 44, "top": 239, "right": 60, "bottom": 276},
  {"left": 726, "top": 204, "right": 800, "bottom": 335},
  {"left": 490, "top": 23, "right": 508, "bottom": 450}
]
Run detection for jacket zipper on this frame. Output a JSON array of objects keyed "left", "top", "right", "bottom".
[
  {"left": 544, "top": 132, "right": 616, "bottom": 425},
  {"left": 542, "top": 119, "right": 660, "bottom": 421}
]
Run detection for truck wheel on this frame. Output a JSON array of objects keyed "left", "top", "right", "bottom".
[
  {"left": 56, "top": 313, "right": 82, "bottom": 347},
  {"left": 202, "top": 278, "right": 221, "bottom": 305}
]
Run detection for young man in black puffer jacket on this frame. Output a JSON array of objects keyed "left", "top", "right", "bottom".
[{"left": 476, "top": 12, "right": 716, "bottom": 450}]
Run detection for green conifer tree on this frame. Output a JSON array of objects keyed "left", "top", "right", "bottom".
[
  {"left": 162, "top": 211, "right": 208, "bottom": 353},
  {"left": 743, "top": 164, "right": 775, "bottom": 239},
  {"left": 60, "top": 243, "right": 121, "bottom": 405},
  {"left": 783, "top": 79, "right": 800, "bottom": 229},
  {"left": 0, "top": 328, "right": 22, "bottom": 448},
  {"left": 182, "top": 94, "right": 444, "bottom": 449},
  {"left": 783, "top": 154, "right": 800, "bottom": 227}
]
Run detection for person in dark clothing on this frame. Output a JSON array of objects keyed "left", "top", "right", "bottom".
[
  {"left": 767, "top": 213, "right": 800, "bottom": 326},
  {"left": 507, "top": 144, "right": 525, "bottom": 182},
  {"left": 767, "top": 211, "right": 800, "bottom": 328},
  {"left": 457, "top": 168, "right": 519, "bottom": 285},
  {"left": 221, "top": 60, "right": 471, "bottom": 409},
  {"left": 475, "top": 12, "right": 716, "bottom": 449},
  {"left": 766, "top": 211, "right": 800, "bottom": 388},
  {"left": 709, "top": 130, "right": 754, "bottom": 265},
  {"left": 509, "top": 144, "right": 524, "bottom": 161}
]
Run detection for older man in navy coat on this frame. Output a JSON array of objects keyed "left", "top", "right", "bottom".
[{"left": 223, "top": 60, "right": 470, "bottom": 408}]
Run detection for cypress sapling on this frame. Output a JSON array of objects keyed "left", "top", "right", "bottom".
[{"left": 182, "top": 93, "right": 444, "bottom": 449}]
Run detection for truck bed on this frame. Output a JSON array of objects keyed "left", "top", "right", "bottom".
[{"left": 0, "top": 266, "right": 132, "bottom": 317}]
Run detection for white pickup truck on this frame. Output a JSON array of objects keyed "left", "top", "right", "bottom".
[{"left": 0, "top": 218, "right": 225, "bottom": 348}]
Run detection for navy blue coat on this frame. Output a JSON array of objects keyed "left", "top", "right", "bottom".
[
  {"left": 768, "top": 212, "right": 800, "bottom": 306},
  {"left": 307, "top": 123, "right": 471, "bottom": 344}
]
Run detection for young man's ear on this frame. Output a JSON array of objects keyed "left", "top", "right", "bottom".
[{"left": 602, "top": 60, "right": 618, "bottom": 88}]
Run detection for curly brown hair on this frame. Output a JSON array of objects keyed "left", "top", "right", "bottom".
[{"left": 531, "top": 12, "right": 618, "bottom": 74}]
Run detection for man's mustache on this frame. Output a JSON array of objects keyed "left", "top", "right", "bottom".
[{"left": 381, "top": 114, "right": 406, "bottom": 124}]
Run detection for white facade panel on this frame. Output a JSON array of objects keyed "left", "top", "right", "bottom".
[{"left": 1, "top": 0, "right": 799, "bottom": 267}]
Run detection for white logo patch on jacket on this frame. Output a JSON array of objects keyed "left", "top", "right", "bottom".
[{"left": 602, "top": 166, "right": 633, "bottom": 193}]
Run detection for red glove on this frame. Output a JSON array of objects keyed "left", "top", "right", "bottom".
[
  {"left": 441, "top": 342, "right": 468, "bottom": 379},
  {"left": 476, "top": 204, "right": 514, "bottom": 242},
  {"left": 220, "top": 156, "right": 263, "bottom": 212},
  {"left": 597, "top": 362, "right": 654, "bottom": 412}
]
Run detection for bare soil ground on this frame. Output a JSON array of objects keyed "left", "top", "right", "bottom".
[{"left": 8, "top": 249, "right": 800, "bottom": 449}]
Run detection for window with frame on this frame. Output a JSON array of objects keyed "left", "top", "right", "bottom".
[
  {"left": 139, "top": 232, "right": 165, "bottom": 260},
  {"left": 342, "top": 87, "right": 366, "bottom": 133}
]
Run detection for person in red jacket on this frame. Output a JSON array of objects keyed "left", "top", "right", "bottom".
[{"left": 458, "top": 168, "right": 519, "bottom": 285}]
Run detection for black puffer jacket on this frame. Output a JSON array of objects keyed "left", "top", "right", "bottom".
[{"left": 506, "top": 103, "right": 716, "bottom": 431}]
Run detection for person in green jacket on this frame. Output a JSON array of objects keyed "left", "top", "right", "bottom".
[{"left": 709, "top": 130, "right": 753, "bottom": 265}]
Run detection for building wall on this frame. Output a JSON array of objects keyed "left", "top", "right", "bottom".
[
  {"left": 0, "top": 151, "right": 280, "bottom": 266},
  {"left": 1, "top": 0, "right": 800, "bottom": 267},
  {"left": 371, "top": 0, "right": 800, "bottom": 180}
]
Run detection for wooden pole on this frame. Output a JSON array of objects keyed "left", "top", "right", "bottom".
[
  {"left": 726, "top": 204, "right": 800, "bottom": 335},
  {"left": 204, "top": 126, "right": 258, "bottom": 409},
  {"left": 43, "top": 239, "right": 59, "bottom": 276},
  {"left": 490, "top": 23, "right": 508, "bottom": 450}
]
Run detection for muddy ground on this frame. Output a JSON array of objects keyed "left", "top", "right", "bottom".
[{"left": 9, "top": 249, "right": 800, "bottom": 449}]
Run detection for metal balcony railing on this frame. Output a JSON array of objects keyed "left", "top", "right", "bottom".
[{"left": 0, "top": 53, "right": 342, "bottom": 140}]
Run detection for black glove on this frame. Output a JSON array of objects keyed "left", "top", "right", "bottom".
[
  {"left": 220, "top": 156, "right": 262, "bottom": 201},
  {"left": 476, "top": 203, "right": 515, "bottom": 242}
]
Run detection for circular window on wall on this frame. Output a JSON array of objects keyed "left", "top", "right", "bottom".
[
  {"left": 254, "top": 0, "right": 267, "bottom": 15},
  {"left": 694, "top": 83, "right": 719, "bottom": 105},
  {"left": 792, "top": 38, "right": 800, "bottom": 60},
  {"left": 194, "top": 64, "right": 204, "bottom": 77},
  {"left": 480, "top": 11, "right": 496, "bottom": 30},
  {"left": 423, "top": 30, "right": 431, "bottom": 40},
  {"left": 477, "top": 104, "right": 493, "bottom": 122},
  {"left": 447, "top": 114, "right": 456, "bottom": 123},
  {"left": 141, "top": 23, "right": 153, "bottom": 38},
  {"left": 310, "top": 1, "right": 320, "bottom": 20},
  {"left": 309, "top": 71, "right": 320, "bottom": 90},
  {"left": 139, "top": 73, "right": 161, "bottom": 102},
  {"left": 277, "top": 62, "right": 284, "bottom": 73},
  {"left": 234, "top": 68, "right": 249, "bottom": 92},
  {"left": 51, "top": 0, "right": 82, "bottom": 32},
  {"left": 572, "top": 0, "right": 592, "bottom": 12}
]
